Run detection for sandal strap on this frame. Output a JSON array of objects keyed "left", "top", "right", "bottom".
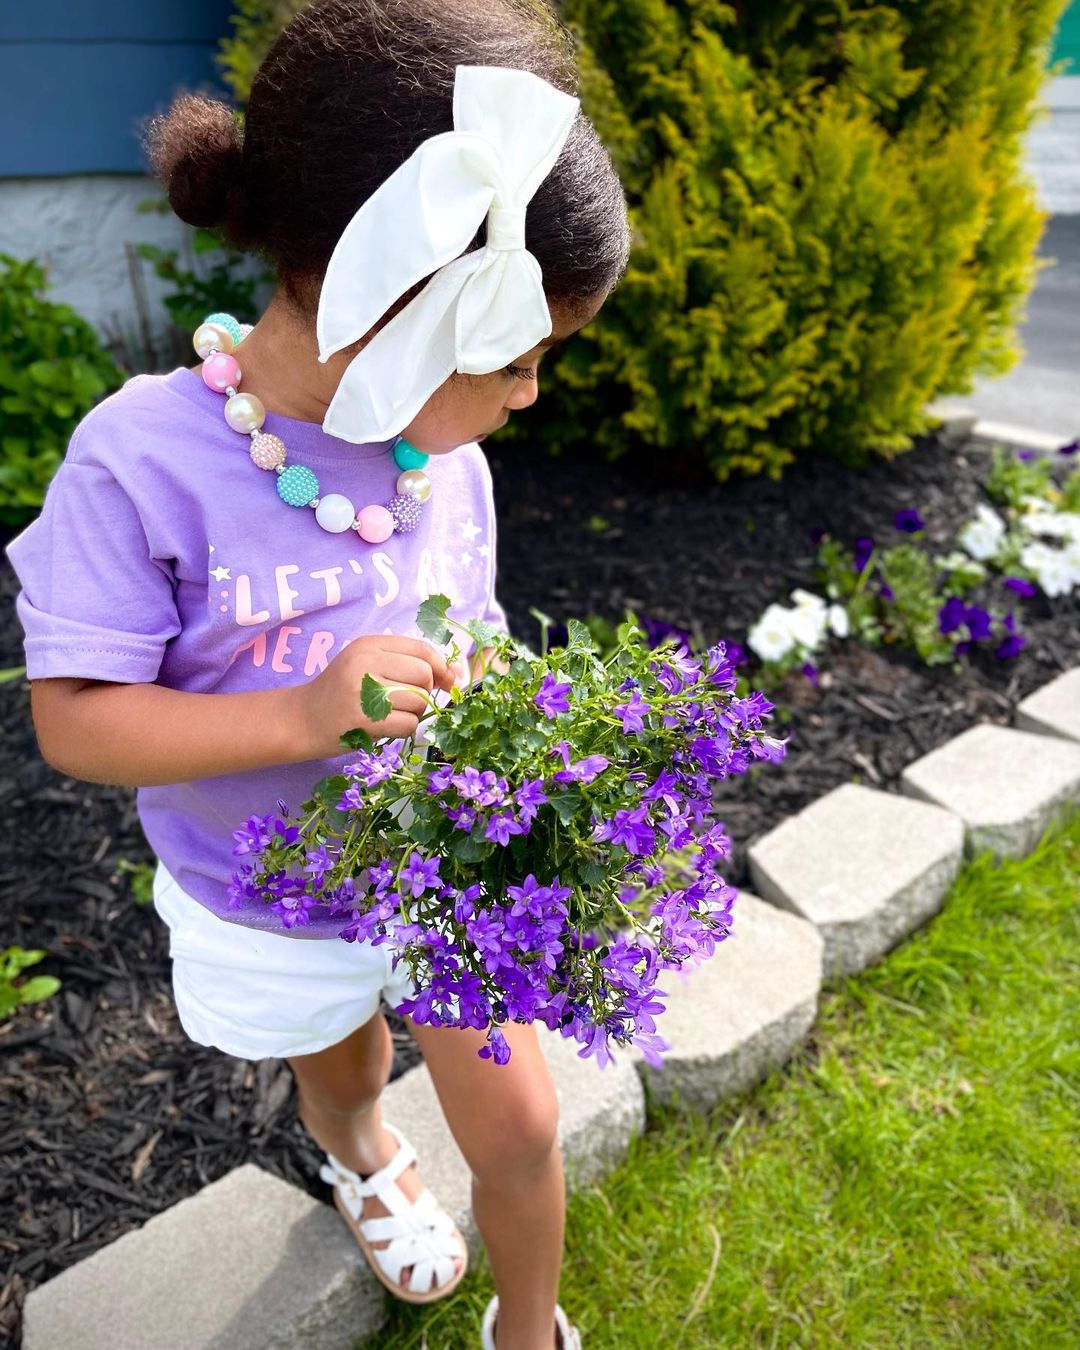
[{"left": 318, "top": 1121, "right": 417, "bottom": 1203}]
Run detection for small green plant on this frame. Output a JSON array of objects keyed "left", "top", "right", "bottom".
[
  {"left": 0, "top": 946, "right": 60, "bottom": 1020},
  {"left": 985, "top": 446, "right": 1055, "bottom": 512},
  {"left": 116, "top": 857, "right": 156, "bottom": 906},
  {"left": 135, "top": 201, "right": 274, "bottom": 336},
  {"left": 0, "top": 254, "right": 126, "bottom": 526}
]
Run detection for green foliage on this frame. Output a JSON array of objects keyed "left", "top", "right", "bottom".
[
  {"left": 0, "top": 946, "right": 61, "bottom": 1020},
  {"left": 134, "top": 201, "right": 273, "bottom": 334},
  {"left": 216, "top": 0, "right": 311, "bottom": 105},
  {"left": 876, "top": 542, "right": 955, "bottom": 663},
  {"left": 115, "top": 858, "right": 156, "bottom": 906},
  {"left": 536, "top": 0, "right": 1062, "bottom": 479},
  {"left": 985, "top": 444, "right": 1055, "bottom": 510},
  {"left": 0, "top": 254, "right": 125, "bottom": 527}
]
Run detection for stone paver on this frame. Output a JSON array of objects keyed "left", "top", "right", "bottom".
[
  {"left": 627, "top": 892, "right": 822, "bottom": 1112},
  {"left": 901, "top": 723, "right": 1080, "bottom": 859},
  {"left": 24, "top": 1030, "right": 644, "bottom": 1350},
  {"left": 1015, "top": 668, "right": 1080, "bottom": 743},
  {"left": 22, "top": 1164, "right": 383, "bottom": 1350},
  {"left": 748, "top": 784, "right": 964, "bottom": 977}
]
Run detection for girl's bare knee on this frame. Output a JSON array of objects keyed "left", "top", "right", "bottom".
[{"left": 470, "top": 1091, "right": 561, "bottom": 1186}]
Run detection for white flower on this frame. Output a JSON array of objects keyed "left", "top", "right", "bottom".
[
  {"left": 827, "top": 603, "right": 850, "bottom": 638},
  {"left": 1018, "top": 493, "right": 1047, "bottom": 514},
  {"left": 958, "top": 504, "right": 1007, "bottom": 562},
  {"left": 747, "top": 605, "right": 798, "bottom": 663},
  {"left": 787, "top": 589, "right": 829, "bottom": 649},
  {"left": 790, "top": 588, "right": 827, "bottom": 611},
  {"left": 1020, "top": 510, "right": 1079, "bottom": 542},
  {"left": 1020, "top": 540, "right": 1076, "bottom": 598}
]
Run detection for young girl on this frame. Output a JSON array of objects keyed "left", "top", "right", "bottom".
[{"left": 5, "top": 1, "right": 629, "bottom": 1346}]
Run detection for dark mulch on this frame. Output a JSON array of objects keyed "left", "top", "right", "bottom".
[{"left": 1, "top": 431, "right": 1077, "bottom": 1340}]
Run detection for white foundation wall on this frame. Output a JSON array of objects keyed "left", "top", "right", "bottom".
[{"left": 0, "top": 174, "right": 271, "bottom": 370}]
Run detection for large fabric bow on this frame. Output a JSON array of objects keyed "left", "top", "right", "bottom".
[{"left": 315, "top": 64, "right": 580, "bottom": 444}]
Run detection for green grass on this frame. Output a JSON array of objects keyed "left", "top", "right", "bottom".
[{"left": 377, "top": 811, "right": 1080, "bottom": 1348}]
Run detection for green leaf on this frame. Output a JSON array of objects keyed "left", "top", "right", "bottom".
[
  {"left": 549, "top": 789, "right": 583, "bottom": 824},
  {"left": 566, "top": 618, "right": 596, "bottom": 652},
  {"left": 464, "top": 617, "right": 500, "bottom": 651},
  {"left": 451, "top": 832, "right": 491, "bottom": 863},
  {"left": 16, "top": 975, "right": 60, "bottom": 1005},
  {"left": 360, "top": 673, "right": 392, "bottom": 721},
  {"left": 416, "top": 594, "right": 453, "bottom": 645},
  {"left": 339, "top": 726, "right": 375, "bottom": 752},
  {"left": 312, "top": 773, "right": 349, "bottom": 803}
]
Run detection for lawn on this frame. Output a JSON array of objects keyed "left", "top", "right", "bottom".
[{"left": 379, "top": 809, "right": 1080, "bottom": 1348}]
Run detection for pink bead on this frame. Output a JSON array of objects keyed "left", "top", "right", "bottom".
[
  {"left": 202, "top": 352, "right": 241, "bottom": 392},
  {"left": 354, "top": 504, "right": 394, "bottom": 543}
]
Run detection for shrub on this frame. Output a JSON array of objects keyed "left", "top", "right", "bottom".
[
  {"left": 216, "top": 1, "right": 1065, "bottom": 480},
  {"left": 0, "top": 255, "right": 126, "bottom": 527},
  {"left": 551, "top": 0, "right": 1064, "bottom": 478}
]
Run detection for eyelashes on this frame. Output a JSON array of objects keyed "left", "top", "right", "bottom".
[{"left": 504, "top": 363, "right": 536, "bottom": 381}]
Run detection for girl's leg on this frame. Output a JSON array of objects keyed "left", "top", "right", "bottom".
[
  {"left": 286, "top": 1012, "right": 465, "bottom": 1293},
  {"left": 406, "top": 1016, "right": 564, "bottom": 1350}
]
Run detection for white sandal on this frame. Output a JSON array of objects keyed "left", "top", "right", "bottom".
[
  {"left": 481, "top": 1294, "right": 582, "bottom": 1349},
  {"left": 319, "top": 1121, "right": 468, "bottom": 1304}
]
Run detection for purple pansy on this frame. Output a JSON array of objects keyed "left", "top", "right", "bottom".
[{"left": 1004, "top": 576, "right": 1038, "bottom": 598}]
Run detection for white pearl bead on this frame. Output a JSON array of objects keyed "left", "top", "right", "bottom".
[
  {"left": 224, "top": 392, "right": 266, "bottom": 434},
  {"left": 315, "top": 492, "right": 358, "bottom": 533},
  {"left": 397, "top": 469, "right": 432, "bottom": 503},
  {"left": 193, "top": 321, "right": 235, "bottom": 359}
]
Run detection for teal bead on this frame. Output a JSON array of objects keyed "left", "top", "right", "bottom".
[
  {"left": 393, "top": 438, "right": 429, "bottom": 471},
  {"left": 203, "top": 312, "right": 243, "bottom": 345},
  {"left": 277, "top": 464, "right": 319, "bottom": 507}
]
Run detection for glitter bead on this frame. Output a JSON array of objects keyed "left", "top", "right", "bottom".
[
  {"left": 193, "top": 322, "right": 236, "bottom": 359},
  {"left": 202, "top": 312, "right": 243, "bottom": 346},
  {"left": 202, "top": 351, "right": 241, "bottom": 392},
  {"left": 393, "top": 438, "right": 430, "bottom": 471},
  {"left": 355, "top": 504, "right": 395, "bottom": 543},
  {"left": 386, "top": 493, "right": 422, "bottom": 533},
  {"left": 397, "top": 468, "right": 431, "bottom": 503},
  {"left": 224, "top": 392, "right": 266, "bottom": 433},
  {"left": 277, "top": 463, "right": 319, "bottom": 507},
  {"left": 315, "top": 492, "right": 358, "bottom": 533},
  {"left": 250, "top": 432, "right": 286, "bottom": 470}
]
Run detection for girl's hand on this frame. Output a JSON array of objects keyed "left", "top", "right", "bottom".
[{"left": 290, "top": 635, "right": 456, "bottom": 759}]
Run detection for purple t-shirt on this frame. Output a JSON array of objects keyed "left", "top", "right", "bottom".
[{"left": 5, "top": 366, "right": 508, "bottom": 938}]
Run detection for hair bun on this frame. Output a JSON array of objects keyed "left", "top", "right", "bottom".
[{"left": 143, "top": 93, "right": 248, "bottom": 242}]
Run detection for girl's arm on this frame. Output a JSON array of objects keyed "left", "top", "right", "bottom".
[
  {"left": 30, "top": 678, "right": 316, "bottom": 787},
  {"left": 29, "top": 635, "right": 456, "bottom": 789}
]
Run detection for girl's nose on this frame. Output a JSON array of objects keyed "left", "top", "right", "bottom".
[{"left": 504, "top": 376, "right": 539, "bottom": 411}]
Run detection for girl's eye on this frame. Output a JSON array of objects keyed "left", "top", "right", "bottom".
[{"left": 504, "top": 363, "right": 536, "bottom": 381}]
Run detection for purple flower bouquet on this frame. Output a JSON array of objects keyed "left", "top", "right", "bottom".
[{"left": 230, "top": 599, "right": 786, "bottom": 1068}]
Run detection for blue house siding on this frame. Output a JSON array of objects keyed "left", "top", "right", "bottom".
[{"left": 0, "top": 1, "right": 235, "bottom": 175}]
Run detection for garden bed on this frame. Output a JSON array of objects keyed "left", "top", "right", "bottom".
[{"left": 1, "top": 429, "right": 1077, "bottom": 1339}]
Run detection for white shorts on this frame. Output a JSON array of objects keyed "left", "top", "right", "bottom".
[{"left": 151, "top": 860, "right": 417, "bottom": 1061}]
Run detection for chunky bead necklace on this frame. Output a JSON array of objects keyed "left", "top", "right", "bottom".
[{"left": 193, "top": 311, "right": 431, "bottom": 541}]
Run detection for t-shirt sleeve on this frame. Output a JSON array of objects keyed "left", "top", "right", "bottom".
[{"left": 5, "top": 454, "right": 181, "bottom": 683}]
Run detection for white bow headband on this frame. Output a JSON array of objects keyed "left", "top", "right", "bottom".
[{"left": 316, "top": 64, "right": 580, "bottom": 444}]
